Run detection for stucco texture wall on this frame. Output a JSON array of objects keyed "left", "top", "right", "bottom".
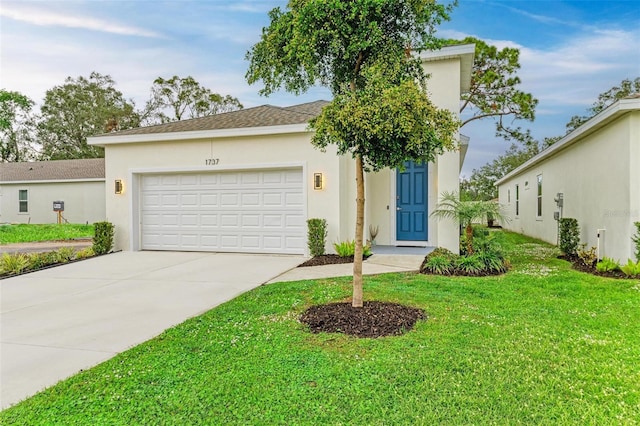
[
  {"left": 103, "top": 133, "right": 343, "bottom": 252},
  {"left": 499, "top": 112, "right": 638, "bottom": 262},
  {"left": 0, "top": 181, "right": 105, "bottom": 225}
]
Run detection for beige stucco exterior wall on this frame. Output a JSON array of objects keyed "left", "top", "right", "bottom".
[
  {"left": 0, "top": 181, "right": 105, "bottom": 225},
  {"left": 423, "top": 57, "right": 463, "bottom": 252},
  {"left": 498, "top": 112, "right": 639, "bottom": 262},
  {"left": 103, "top": 133, "right": 342, "bottom": 253}
]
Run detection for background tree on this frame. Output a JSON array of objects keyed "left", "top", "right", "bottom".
[
  {"left": 38, "top": 72, "right": 139, "bottom": 160},
  {"left": 566, "top": 77, "right": 639, "bottom": 133},
  {"left": 463, "top": 77, "right": 637, "bottom": 200},
  {"left": 462, "top": 135, "right": 559, "bottom": 201},
  {"left": 247, "top": 0, "right": 458, "bottom": 307},
  {"left": 142, "top": 75, "right": 243, "bottom": 125},
  {"left": 0, "top": 90, "right": 37, "bottom": 162},
  {"left": 450, "top": 36, "right": 538, "bottom": 144}
]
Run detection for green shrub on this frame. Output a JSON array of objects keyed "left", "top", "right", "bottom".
[
  {"left": 27, "top": 252, "right": 53, "bottom": 270},
  {"left": 620, "top": 259, "right": 640, "bottom": 277},
  {"left": 632, "top": 222, "right": 640, "bottom": 262},
  {"left": 93, "top": 222, "right": 115, "bottom": 255},
  {"left": 333, "top": 240, "right": 371, "bottom": 257},
  {"left": 455, "top": 254, "right": 485, "bottom": 275},
  {"left": 596, "top": 257, "right": 620, "bottom": 273},
  {"left": 559, "top": 218, "right": 580, "bottom": 256},
  {"left": 577, "top": 244, "right": 597, "bottom": 267},
  {"left": 0, "top": 253, "right": 29, "bottom": 275},
  {"left": 75, "top": 247, "right": 95, "bottom": 259},
  {"left": 422, "top": 255, "right": 455, "bottom": 275},
  {"left": 56, "top": 247, "right": 76, "bottom": 263},
  {"left": 428, "top": 247, "right": 457, "bottom": 260},
  {"left": 307, "top": 218, "right": 328, "bottom": 257}
]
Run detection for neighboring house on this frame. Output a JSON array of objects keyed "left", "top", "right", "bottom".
[
  {"left": 0, "top": 159, "right": 106, "bottom": 225},
  {"left": 88, "top": 44, "right": 475, "bottom": 255},
  {"left": 496, "top": 94, "right": 640, "bottom": 262}
]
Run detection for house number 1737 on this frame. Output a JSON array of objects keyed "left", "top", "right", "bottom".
[{"left": 205, "top": 158, "right": 220, "bottom": 165}]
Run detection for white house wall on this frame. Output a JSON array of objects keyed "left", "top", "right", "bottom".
[
  {"left": 498, "top": 112, "right": 638, "bottom": 262},
  {"left": 424, "top": 58, "right": 464, "bottom": 252},
  {"left": 0, "top": 181, "right": 105, "bottom": 225},
  {"left": 104, "top": 133, "right": 342, "bottom": 253}
]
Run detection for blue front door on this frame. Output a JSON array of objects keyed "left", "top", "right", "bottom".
[{"left": 396, "top": 161, "right": 428, "bottom": 241}]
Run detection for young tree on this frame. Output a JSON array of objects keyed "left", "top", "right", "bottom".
[
  {"left": 38, "top": 72, "right": 140, "bottom": 160},
  {"left": 246, "top": 0, "right": 459, "bottom": 307},
  {"left": 566, "top": 77, "right": 640, "bottom": 133},
  {"left": 431, "top": 191, "right": 507, "bottom": 254},
  {"left": 0, "top": 90, "right": 37, "bottom": 162},
  {"left": 449, "top": 37, "right": 538, "bottom": 144},
  {"left": 142, "top": 75, "right": 243, "bottom": 125}
]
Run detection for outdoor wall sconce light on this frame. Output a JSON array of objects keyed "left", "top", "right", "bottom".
[
  {"left": 313, "top": 173, "right": 324, "bottom": 190},
  {"left": 115, "top": 179, "right": 124, "bottom": 194}
]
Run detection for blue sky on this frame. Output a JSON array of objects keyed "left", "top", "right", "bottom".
[{"left": 1, "top": 1, "right": 639, "bottom": 176}]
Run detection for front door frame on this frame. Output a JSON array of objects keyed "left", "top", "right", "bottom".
[{"left": 389, "top": 162, "right": 434, "bottom": 247}]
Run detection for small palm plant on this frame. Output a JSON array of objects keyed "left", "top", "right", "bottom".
[{"left": 431, "top": 191, "right": 508, "bottom": 255}]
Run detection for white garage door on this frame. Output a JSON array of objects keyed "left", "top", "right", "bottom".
[{"left": 140, "top": 168, "right": 305, "bottom": 254}]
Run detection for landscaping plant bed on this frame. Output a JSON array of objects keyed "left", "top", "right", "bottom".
[
  {"left": 300, "top": 301, "right": 425, "bottom": 338},
  {"left": 559, "top": 255, "right": 631, "bottom": 279},
  {"left": 299, "top": 254, "right": 371, "bottom": 267}
]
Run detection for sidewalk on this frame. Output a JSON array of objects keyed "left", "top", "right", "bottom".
[{"left": 268, "top": 253, "right": 427, "bottom": 283}]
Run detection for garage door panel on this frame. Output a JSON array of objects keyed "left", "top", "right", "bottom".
[
  {"left": 141, "top": 169, "right": 304, "bottom": 254},
  {"left": 221, "top": 193, "right": 239, "bottom": 207}
]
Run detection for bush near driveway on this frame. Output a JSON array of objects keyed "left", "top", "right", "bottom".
[{"left": 1, "top": 231, "right": 639, "bottom": 424}]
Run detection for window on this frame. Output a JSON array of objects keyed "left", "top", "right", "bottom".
[
  {"left": 515, "top": 184, "right": 519, "bottom": 216},
  {"left": 18, "top": 189, "right": 28, "bottom": 213},
  {"left": 537, "top": 174, "right": 543, "bottom": 217},
  {"left": 507, "top": 189, "right": 511, "bottom": 203}
]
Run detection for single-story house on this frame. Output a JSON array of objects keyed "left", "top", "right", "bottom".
[
  {"left": 88, "top": 44, "right": 475, "bottom": 255},
  {"left": 0, "top": 158, "right": 106, "bottom": 225},
  {"left": 496, "top": 94, "right": 640, "bottom": 262}
]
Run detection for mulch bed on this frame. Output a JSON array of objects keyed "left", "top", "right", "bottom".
[
  {"left": 300, "top": 301, "right": 426, "bottom": 338},
  {"left": 559, "top": 255, "right": 630, "bottom": 279},
  {"left": 299, "top": 254, "right": 371, "bottom": 267}
]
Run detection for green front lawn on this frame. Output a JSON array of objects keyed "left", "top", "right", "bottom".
[
  {"left": 0, "top": 224, "right": 94, "bottom": 244},
  {"left": 2, "top": 232, "right": 639, "bottom": 424}
]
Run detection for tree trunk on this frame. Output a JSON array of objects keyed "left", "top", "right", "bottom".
[
  {"left": 465, "top": 223, "right": 474, "bottom": 255},
  {"left": 352, "top": 155, "right": 365, "bottom": 308}
]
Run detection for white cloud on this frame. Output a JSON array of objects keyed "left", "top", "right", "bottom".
[{"left": 0, "top": 3, "right": 163, "bottom": 38}]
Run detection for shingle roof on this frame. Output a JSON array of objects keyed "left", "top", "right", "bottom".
[
  {"left": 0, "top": 158, "right": 105, "bottom": 182},
  {"left": 102, "top": 100, "right": 330, "bottom": 137}
]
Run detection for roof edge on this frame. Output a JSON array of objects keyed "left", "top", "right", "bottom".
[
  {"left": 495, "top": 97, "right": 640, "bottom": 186},
  {"left": 418, "top": 43, "right": 475, "bottom": 93},
  {"left": 89, "top": 122, "right": 311, "bottom": 146},
  {"left": 0, "top": 178, "right": 106, "bottom": 184}
]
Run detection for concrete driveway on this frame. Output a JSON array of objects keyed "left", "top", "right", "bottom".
[{"left": 0, "top": 251, "right": 303, "bottom": 409}]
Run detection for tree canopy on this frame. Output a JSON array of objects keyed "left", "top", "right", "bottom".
[
  {"left": 142, "top": 75, "right": 243, "bottom": 125},
  {"left": 566, "top": 77, "right": 640, "bottom": 133},
  {"left": 0, "top": 90, "right": 36, "bottom": 162},
  {"left": 38, "top": 72, "right": 140, "bottom": 160},
  {"left": 247, "top": 0, "right": 459, "bottom": 307},
  {"left": 450, "top": 36, "right": 538, "bottom": 144}
]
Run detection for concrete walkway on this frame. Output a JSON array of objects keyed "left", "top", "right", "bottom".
[
  {"left": 0, "top": 251, "right": 303, "bottom": 409},
  {"left": 1, "top": 249, "right": 427, "bottom": 410}
]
